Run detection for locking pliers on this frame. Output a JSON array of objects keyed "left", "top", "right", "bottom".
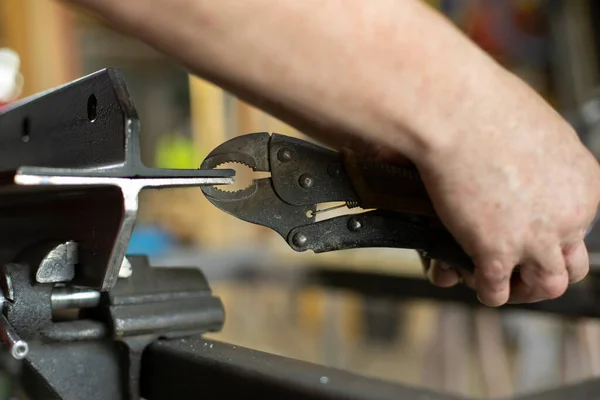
[{"left": 200, "top": 132, "right": 473, "bottom": 272}]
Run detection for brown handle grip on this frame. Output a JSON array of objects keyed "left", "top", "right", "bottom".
[
  {"left": 341, "top": 149, "right": 436, "bottom": 216},
  {"left": 341, "top": 149, "right": 475, "bottom": 273}
]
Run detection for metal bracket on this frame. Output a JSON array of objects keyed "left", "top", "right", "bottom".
[{"left": 0, "top": 69, "right": 233, "bottom": 290}]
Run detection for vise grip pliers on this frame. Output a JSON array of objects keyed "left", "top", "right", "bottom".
[{"left": 200, "top": 132, "right": 474, "bottom": 272}]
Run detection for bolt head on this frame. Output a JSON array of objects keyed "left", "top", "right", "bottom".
[
  {"left": 12, "top": 341, "right": 28, "bottom": 360},
  {"left": 299, "top": 174, "right": 314, "bottom": 189},
  {"left": 292, "top": 233, "right": 308, "bottom": 247},
  {"left": 278, "top": 148, "right": 293, "bottom": 162},
  {"left": 348, "top": 218, "right": 362, "bottom": 232}
]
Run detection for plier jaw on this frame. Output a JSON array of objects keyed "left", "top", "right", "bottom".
[
  {"left": 201, "top": 132, "right": 474, "bottom": 273},
  {"left": 200, "top": 132, "right": 317, "bottom": 240},
  {"left": 201, "top": 132, "right": 271, "bottom": 202}
]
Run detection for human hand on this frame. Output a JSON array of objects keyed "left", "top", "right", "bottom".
[{"left": 412, "top": 71, "right": 600, "bottom": 306}]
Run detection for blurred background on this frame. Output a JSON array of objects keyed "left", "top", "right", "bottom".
[{"left": 3, "top": 0, "right": 600, "bottom": 398}]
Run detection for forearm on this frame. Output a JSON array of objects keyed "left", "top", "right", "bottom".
[{"left": 68, "top": 0, "right": 513, "bottom": 160}]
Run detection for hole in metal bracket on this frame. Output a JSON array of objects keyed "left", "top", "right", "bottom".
[
  {"left": 87, "top": 94, "right": 97, "bottom": 122},
  {"left": 22, "top": 117, "right": 30, "bottom": 142}
]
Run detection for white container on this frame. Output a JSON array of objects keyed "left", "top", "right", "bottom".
[{"left": 0, "top": 48, "right": 23, "bottom": 104}]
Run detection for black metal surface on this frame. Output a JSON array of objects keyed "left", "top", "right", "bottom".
[
  {"left": 41, "top": 320, "right": 106, "bottom": 342},
  {"left": 3, "top": 263, "right": 53, "bottom": 339},
  {"left": 105, "top": 256, "right": 226, "bottom": 398},
  {"left": 22, "top": 340, "right": 126, "bottom": 400},
  {"left": 141, "top": 337, "right": 466, "bottom": 400},
  {"left": 0, "top": 186, "right": 126, "bottom": 291},
  {"left": 289, "top": 211, "right": 425, "bottom": 252},
  {"left": 51, "top": 287, "right": 101, "bottom": 310},
  {"left": 2, "top": 253, "right": 227, "bottom": 400},
  {"left": 513, "top": 378, "right": 600, "bottom": 400},
  {"left": 288, "top": 210, "right": 474, "bottom": 272},
  {"left": 268, "top": 133, "right": 359, "bottom": 205},
  {"left": 203, "top": 178, "right": 315, "bottom": 239},
  {"left": 119, "top": 337, "right": 147, "bottom": 400},
  {"left": 200, "top": 131, "right": 358, "bottom": 204},
  {"left": 0, "top": 68, "right": 233, "bottom": 291},
  {"left": 201, "top": 131, "right": 271, "bottom": 187},
  {"left": 108, "top": 256, "right": 214, "bottom": 303},
  {"left": 0, "top": 71, "right": 127, "bottom": 171},
  {"left": 201, "top": 132, "right": 317, "bottom": 239},
  {"left": 0, "top": 69, "right": 230, "bottom": 179},
  {"left": 104, "top": 256, "right": 225, "bottom": 338}
]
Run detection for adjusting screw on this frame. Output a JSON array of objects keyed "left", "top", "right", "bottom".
[
  {"left": 299, "top": 174, "right": 314, "bottom": 189},
  {"left": 348, "top": 217, "right": 362, "bottom": 232},
  {"left": 292, "top": 233, "right": 308, "bottom": 248},
  {"left": 278, "top": 148, "right": 293, "bottom": 162}
]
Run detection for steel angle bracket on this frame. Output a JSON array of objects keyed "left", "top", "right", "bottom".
[{"left": 0, "top": 68, "right": 233, "bottom": 291}]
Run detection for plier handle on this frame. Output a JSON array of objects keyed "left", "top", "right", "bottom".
[{"left": 201, "top": 132, "right": 473, "bottom": 272}]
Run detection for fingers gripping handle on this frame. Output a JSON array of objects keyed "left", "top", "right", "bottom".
[
  {"left": 341, "top": 150, "right": 474, "bottom": 272},
  {"left": 422, "top": 228, "right": 475, "bottom": 273}
]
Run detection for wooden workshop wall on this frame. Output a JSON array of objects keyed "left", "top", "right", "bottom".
[{"left": 0, "top": 0, "right": 80, "bottom": 96}]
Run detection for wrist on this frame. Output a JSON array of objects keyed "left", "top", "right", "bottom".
[{"left": 388, "top": 51, "right": 513, "bottom": 166}]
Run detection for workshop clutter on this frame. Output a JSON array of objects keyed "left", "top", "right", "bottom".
[{"left": 0, "top": 48, "right": 22, "bottom": 107}]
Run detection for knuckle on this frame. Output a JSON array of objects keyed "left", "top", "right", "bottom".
[
  {"left": 475, "top": 235, "right": 517, "bottom": 256},
  {"left": 562, "top": 241, "right": 579, "bottom": 256},
  {"left": 559, "top": 203, "right": 595, "bottom": 236},
  {"left": 477, "top": 291, "right": 507, "bottom": 307},
  {"left": 477, "top": 259, "right": 511, "bottom": 287},
  {"left": 538, "top": 274, "right": 569, "bottom": 300},
  {"left": 567, "top": 257, "right": 589, "bottom": 284},
  {"left": 569, "top": 269, "right": 588, "bottom": 284},
  {"left": 430, "top": 264, "right": 460, "bottom": 288}
]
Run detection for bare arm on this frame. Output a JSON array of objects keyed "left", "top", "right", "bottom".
[
  {"left": 68, "top": 0, "right": 502, "bottom": 159},
  {"left": 65, "top": 0, "right": 600, "bottom": 306}
]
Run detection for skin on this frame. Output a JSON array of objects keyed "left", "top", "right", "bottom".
[{"left": 62, "top": 0, "right": 600, "bottom": 306}]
